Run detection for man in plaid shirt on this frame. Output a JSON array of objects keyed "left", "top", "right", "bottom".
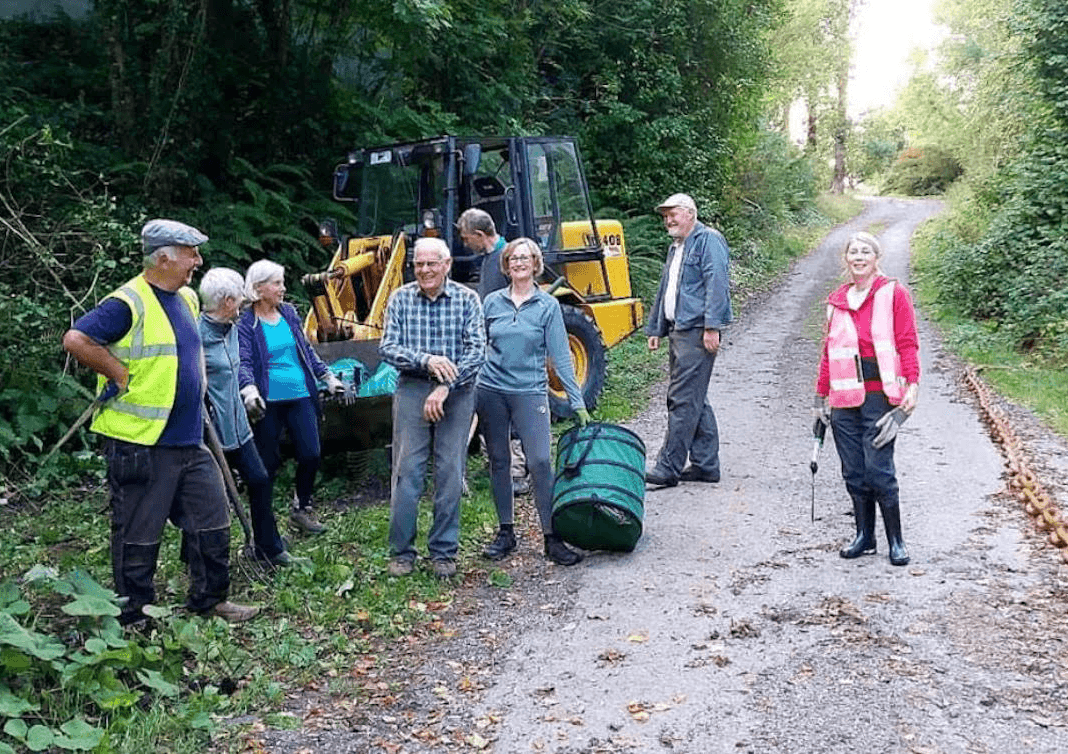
[{"left": 380, "top": 237, "right": 486, "bottom": 579}]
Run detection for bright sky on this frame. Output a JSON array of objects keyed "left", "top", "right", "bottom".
[{"left": 849, "top": 0, "right": 949, "bottom": 117}]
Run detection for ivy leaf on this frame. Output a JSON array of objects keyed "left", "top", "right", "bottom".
[
  {"left": 3, "top": 717, "right": 27, "bottom": 740},
  {"left": 52, "top": 719, "right": 104, "bottom": 751},
  {"left": 0, "top": 686, "right": 40, "bottom": 716},
  {"left": 136, "top": 669, "right": 179, "bottom": 697},
  {"left": 0, "top": 614, "right": 66, "bottom": 661},
  {"left": 62, "top": 596, "right": 121, "bottom": 618},
  {"left": 25, "top": 724, "right": 54, "bottom": 752}
]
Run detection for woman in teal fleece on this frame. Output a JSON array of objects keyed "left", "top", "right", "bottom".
[{"left": 477, "top": 237, "right": 591, "bottom": 565}]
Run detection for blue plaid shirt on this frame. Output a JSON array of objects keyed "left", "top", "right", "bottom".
[{"left": 379, "top": 279, "right": 485, "bottom": 389}]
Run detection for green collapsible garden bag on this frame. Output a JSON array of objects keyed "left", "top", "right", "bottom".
[{"left": 551, "top": 422, "right": 646, "bottom": 552}]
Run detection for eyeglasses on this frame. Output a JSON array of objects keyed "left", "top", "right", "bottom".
[
  {"left": 508, "top": 253, "right": 534, "bottom": 264},
  {"left": 413, "top": 260, "right": 445, "bottom": 269}
]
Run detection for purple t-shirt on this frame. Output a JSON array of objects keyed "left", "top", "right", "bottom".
[{"left": 72, "top": 286, "right": 204, "bottom": 446}]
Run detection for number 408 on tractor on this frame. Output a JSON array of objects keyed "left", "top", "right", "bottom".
[{"left": 301, "top": 135, "right": 644, "bottom": 453}]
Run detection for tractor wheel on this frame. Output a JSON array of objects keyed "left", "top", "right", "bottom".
[{"left": 548, "top": 305, "right": 607, "bottom": 420}]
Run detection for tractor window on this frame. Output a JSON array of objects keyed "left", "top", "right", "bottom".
[
  {"left": 355, "top": 153, "right": 444, "bottom": 238},
  {"left": 468, "top": 148, "right": 510, "bottom": 237},
  {"left": 524, "top": 141, "right": 595, "bottom": 252}
]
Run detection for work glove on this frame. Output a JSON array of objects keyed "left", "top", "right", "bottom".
[
  {"left": 872, "top": 407, "right": 909, "bottom": 449},
  {"left": 241, "top": 385, "right": 266, "bottom": 423},
  {"left": 98, "top": 378, "right": 126, "bottom": 403},
  {"left": 812, "top": 395, "right": 830, "bottom": 428},
  {"left": 323, "top": 371, "right": 345, "bottom": 395},
  {"left": 575, "top": 408, "right": 591, "bottom": 428}
]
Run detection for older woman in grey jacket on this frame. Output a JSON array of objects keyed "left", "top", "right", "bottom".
[{"left": 199, "top": 268, "right": 296, "bottom": 566}]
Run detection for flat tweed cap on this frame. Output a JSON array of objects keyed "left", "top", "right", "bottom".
[{"left": 141, "top": 219, "right": 209, "bottom": 250}]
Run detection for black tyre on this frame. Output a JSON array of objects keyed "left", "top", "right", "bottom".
[{"left": 548, "top": 305, "right": 607, "bottom": 420}]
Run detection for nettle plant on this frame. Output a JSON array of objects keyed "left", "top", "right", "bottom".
[{"left": 0, "top": 570, "right": 219, "bottom": 752}]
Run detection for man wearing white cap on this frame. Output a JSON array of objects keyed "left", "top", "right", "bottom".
[
  {"left": 644, "top": 194, "right": 733, "bottom": 487},
  {"left": 62, "top": 219, "right": 258, "bottom": 624}
]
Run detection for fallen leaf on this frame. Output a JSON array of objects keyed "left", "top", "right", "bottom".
[
  {"left": 627, "top": 632, "right": 649, "bottom": 643},
  {"left": 467, "top": 732, "right": 491, "bottom": 749}
]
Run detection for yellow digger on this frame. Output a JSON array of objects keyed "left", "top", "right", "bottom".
[{"left": 301, "top": 135, "right": 643, "bottom": 452}]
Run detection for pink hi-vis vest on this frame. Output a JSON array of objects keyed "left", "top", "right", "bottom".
[{"left": 826, "top": 281, "right": 905, "bottom": 408}]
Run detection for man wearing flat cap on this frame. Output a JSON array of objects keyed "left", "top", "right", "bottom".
[
  {"left": 644, "top": 194, "right": 733, "bottom": 487},
  {"left": 63, "top": 219, "right": 258, "bottom": 624}
]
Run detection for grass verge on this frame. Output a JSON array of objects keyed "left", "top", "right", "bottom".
[{"left": 911, "top": 220, "right": 1068, "bottom": 437}]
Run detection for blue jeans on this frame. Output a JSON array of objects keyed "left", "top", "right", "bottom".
[
  {"left": 253, "top": 397, "right": 320, "bottom": 510},
  {"left": 477, "top": 388, "right": 554, "bottom": 532},
  {"left": 389, "top": 377, "right": 475, "bottom": 562},
  {"left": 830, "top": 391, "right": 899, "bottom": 507},
  {"left": 653, "top": 327, "right": 720, "bottom": 478},
  {"left": 225, "top": 439, "right": 284, "bottom": 559}
]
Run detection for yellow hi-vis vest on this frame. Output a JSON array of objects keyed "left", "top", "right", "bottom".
[
  {"left": 89, "top": 274, "right": 200, "bottom": 445},
  {"left": 826, "top": 281, "right": 905, "bottom": 408}
]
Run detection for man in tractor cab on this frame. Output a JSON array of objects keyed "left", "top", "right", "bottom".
[
  {"left": 457, "top": 208, "right": 508, "bottom": 300},
  {"left": 379, "top": 237, "right": 486, "bottom": 580},
  {"left": 456, "top": 208, "right": 532, "bottom": 495},
  {"left": 644, "top": 193, "right": 733, "bottom": 488}
]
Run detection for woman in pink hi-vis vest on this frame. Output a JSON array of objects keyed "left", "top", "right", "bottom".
[{"left": 814, "top": 232, "right": 920, "bottom": 566}]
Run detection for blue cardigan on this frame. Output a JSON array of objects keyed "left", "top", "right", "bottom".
[{"left": 238, "top": 303, "right": 330, "bottom": 414}]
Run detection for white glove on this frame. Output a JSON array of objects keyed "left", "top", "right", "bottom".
[
  {"left": 812, "top": 395, "right": 831, "bottom": 427},
  {"left": 323, "top": 372, "right": 345, "bottom": 395},
  {"left": 872, "top": 407, "right": 909, "bottom": 449},
  {"left": 241, "top": 384, "right": 266, "bottom": 422}
]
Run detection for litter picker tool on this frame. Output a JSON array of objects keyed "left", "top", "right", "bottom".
[{"left": 809, "top": 416, "right": 827, "bottom": 523}]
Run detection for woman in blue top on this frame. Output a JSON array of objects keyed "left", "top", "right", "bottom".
[
  {"left": 238, "top": 260, "right": 343, "bottom": 535},
  {"left": 477, "top": 238, "right": 591, "bottom": 566}
]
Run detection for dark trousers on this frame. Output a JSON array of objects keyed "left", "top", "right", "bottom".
[
  {"left": 253, "top": 397, "right": 320, "bottom": 510},
  {"left": 224, "top": 439, "right": 284, "bottom": 559},
  {"left": 105, "top": 439, "right": 231, "bottom": 623},
  {"left": 653, "top": 327, "right": 720, "bottom": 478},
  {"left": 830, "top": 391, "right": 899, "bottom": 507}
]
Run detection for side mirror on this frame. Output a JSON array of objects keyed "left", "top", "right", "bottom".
[
  {"left": 333, "top": 164, "right": 361, "bottom": 201},
  {"left": 462, "top": 144, "right": 482, "bottom": 177}
]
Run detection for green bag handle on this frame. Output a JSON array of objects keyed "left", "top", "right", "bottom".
[{"left": 561, "top": 423, "right": 601, "bottom": 479}]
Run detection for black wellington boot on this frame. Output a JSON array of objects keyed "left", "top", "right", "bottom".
[
  {"left": 544, "top": 534, "right": 583, "bottom": 566},
  {"left": 839, "top": 495, "right": 877, "bottom": 559},
  {"left": 879, "top": 499, "right": 910, "bottom": 566}
]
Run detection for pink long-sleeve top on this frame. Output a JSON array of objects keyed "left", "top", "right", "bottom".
[{"left": 816, "top": 275, "right": 920, "bottom": 397}]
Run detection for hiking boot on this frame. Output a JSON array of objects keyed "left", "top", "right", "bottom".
[
  {"left": 431, "top": 559, "right": 457, "bottom": 580},
  {"left": 645, "top": 470, "right": 678, "bottom": 488},
  {"left": 210, "top": 601, "right": 260, "bottom": 623},
  {"left": 387, "top": 557, "right": 415, "bottom": 576},
  {"left": 290, "top": 508, "right": 326, "bottom": 535},
  {"left": 679, "top": 466, "right": 720, "bottom": 483},
  {"left": 544, "top": 534, "right": 583, "bottom": 566},
  {"left": 482, "top": 528, "right": 517, "bottom": 560},
  {"left": 266, "top": 550, "right": 310, "bottom": 568}
]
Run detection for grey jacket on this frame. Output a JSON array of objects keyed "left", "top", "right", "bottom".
[{"left": 644, "top": 221, "right": 732, "bottom": 337}]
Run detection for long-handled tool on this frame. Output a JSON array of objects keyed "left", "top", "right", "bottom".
[
  {"left": 202, "top": 417, "right": 271, "bottom": 582},
  {"left": 43, "top": 380, "right": 123, "bottom": 465},
  {"left": 809, "top": 416, "right": 827, "bottom": 523}
]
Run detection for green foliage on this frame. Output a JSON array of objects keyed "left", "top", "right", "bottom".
[
  {"left": 0, "top": 571, "right": 216, "bottom": 752},
  {"left": 882, "top": 145, "right": 964, "bottom": 195}
]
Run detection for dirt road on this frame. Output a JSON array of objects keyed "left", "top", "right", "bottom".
[{"left": 262, "top": 197, "right": 1068, "bottom": 753}]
